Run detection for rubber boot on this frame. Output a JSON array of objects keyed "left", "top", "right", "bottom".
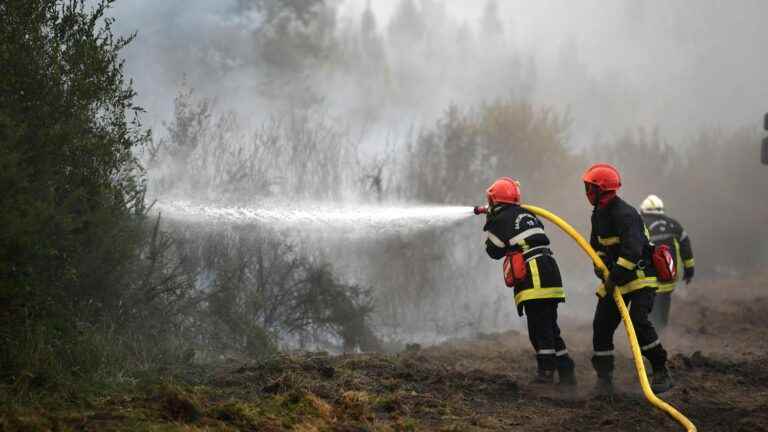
[
  {"left": 593, "top": 372, "right": 614, "bottom": 396},
  {"left": 558, "top": 368, "right": 577, "bottom": 386},
  {"left": 531, "top": 369, "right": 555, "bottom": 384},
  {"left": 644, "top": 343, "right": 672, "bottom": 393},
  {"left": 591, "top": 355, "right": 614, "bottom": 395},
  {"left": 557, "top": 355, "right": 577, "bottom": 386},
  {"left": 651, "top": 367, "right": 673, "bottom": 394}
]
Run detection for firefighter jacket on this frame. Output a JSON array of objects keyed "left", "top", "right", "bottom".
[
  {"left": 590, "top": 196, "right": 658, "bottom": 297},
  {"left": 642, "top": 212, "right": 695, "bottom": 293},
  {"left": 484, "top": 204, "right": 565, "bottom": 315}
]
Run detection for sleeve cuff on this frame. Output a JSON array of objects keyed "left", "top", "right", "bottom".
[{"left": 486, "top": 232, "right": 506, "bottom": 248}]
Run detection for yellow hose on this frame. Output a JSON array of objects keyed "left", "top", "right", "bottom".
[{"left": 522, "top": 204, "right": 696, "bottom": 432}]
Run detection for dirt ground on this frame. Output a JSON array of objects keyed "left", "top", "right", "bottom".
[{"left": 2, "top": 277, "right": 768, "bottom": 431}]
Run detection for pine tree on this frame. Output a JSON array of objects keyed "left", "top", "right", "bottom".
[{"left": 480, "top": 0, "right": 504, "bottom": 40}]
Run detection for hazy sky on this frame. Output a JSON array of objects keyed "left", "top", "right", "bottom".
[{"left": 112, "top": 0, "right": 768, "bottom": 146}]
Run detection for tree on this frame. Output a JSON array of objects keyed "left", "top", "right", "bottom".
[
  {"left": 239, "top": 0, "right": 338, "bottom": 106},
  {"left": 388, "top": 0, "right": 426, "bottom": 45},
  {"left": 0, "top": 0, "right": 148, "bottom": 388},
  {"left": 360, "top": 0, "right": 385, "bottom": 65},
  {"left": 238, "top": 0, "right": 326, "bottom": 26},
  {"left": 480, "top": 0, "right": 504, "bottom": 40}
]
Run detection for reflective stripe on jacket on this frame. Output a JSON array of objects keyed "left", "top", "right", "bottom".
[
  {"left": 484, "top": 204, "right": 565, "bottom": 315},
  {"left": 642, "top": 212, "right": 695, "bottom": 293},
  {"left": 590, "top": 196, "right": 658, "bottom": 297}
]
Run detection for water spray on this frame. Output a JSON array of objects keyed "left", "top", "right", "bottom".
[{"left": 155, "top": 199, "right": 477, "bottom": 238}]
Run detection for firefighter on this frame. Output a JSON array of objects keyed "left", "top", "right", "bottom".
[
  {"left": 583, "top": 164, "right": 673, "bottom": 394},
  {"left": 482, "top": 177, "right": 576, "bottom": 385},
  {"left": 640, "top": 194, "right": 695, "bottom": 332}
]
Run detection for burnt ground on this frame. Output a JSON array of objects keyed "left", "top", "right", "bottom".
[{"left": 2, "top": 277, "right": 768, "bottom": 431}]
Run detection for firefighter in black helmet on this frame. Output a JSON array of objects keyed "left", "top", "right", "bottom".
[
  {"left": 582, "top": 164, "right": 673, "bottom": 394},
  {"left": 640, "top": 195, "right": 695, "bottom": 332}
]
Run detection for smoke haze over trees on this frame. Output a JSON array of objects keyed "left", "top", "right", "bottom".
[
  {"left": 114, "top": 0, "right": 768, "bottom": 146},
  {"left": 127, "top": 0, "right": 768, "bottom": 335}
]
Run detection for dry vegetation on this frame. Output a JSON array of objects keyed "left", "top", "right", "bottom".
[{"left": 3, "top": 276, "right": 768, "bottom": 431}]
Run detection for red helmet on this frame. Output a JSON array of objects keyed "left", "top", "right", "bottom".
[
  {"left": 582, "top": 163, "right": 621, "bottom": 191},
  {"left": 487, "top": 177, "right": 521, "bottom": 205}
]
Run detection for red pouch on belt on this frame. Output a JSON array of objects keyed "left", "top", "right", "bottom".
[
  {"left": 503, "top": 251, "right": 527, "bottom": 288},
  {"left": 652, "top": 244, "right": 677, "bottom": 282}
]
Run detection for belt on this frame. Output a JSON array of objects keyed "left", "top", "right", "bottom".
[
  {"left": 603, "top": 254, "right": 650, "bottom": 270},
  {"left": 523, "top": 246, "right": 553, "bottom": 262}
]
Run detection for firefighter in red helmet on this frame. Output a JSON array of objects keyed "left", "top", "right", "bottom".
[
  {"left": 582, "top": 163, "right": 673, "bottom": 394},
  {"left": 482, "top": 177, "right": 576, "bottom": 385}
]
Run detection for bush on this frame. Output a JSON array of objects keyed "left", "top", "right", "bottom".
[{"left": 0, "top": 0, "right": 149, "bottom": 395}]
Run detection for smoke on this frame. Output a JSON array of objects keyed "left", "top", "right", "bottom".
[
  {"left": 114, "top": 0, "right": 768, "bottom": 146},
  {"left": 110, "top": 0, "right": 768, "bottom": 342}
]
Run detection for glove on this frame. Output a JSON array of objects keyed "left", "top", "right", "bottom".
[
  {"left": 684, "top": 266, "right": 694, "bottom": 284},
  {"left": 594, "top": 259, "right": 612, "bottom": 282},
  {"left": 603, "top": 266, "right": 627, "bottom": 297},
  {"left": 594, "top": 264, "right": 607, "bottom": 281}
]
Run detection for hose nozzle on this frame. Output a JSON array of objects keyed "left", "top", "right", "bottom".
[{"left": 473, "top": 205, "right": 488, "bottom": 215}]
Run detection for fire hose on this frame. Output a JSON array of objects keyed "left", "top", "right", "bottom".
[{"left": 475, "top": 204, "right": 696, "bottom": 431}]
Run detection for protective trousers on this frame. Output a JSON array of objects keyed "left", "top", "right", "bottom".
[
  {"left": 524, "top": 300, "right": 575, "bottom": 373},
  {"left": 592, "top": 288, "right": 667, "bottom": 376},
  {"left": 649, "top": 292, "right": 672, "bottom": 332}
]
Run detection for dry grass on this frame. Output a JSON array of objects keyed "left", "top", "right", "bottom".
[{"left": 3, "top": 277, "right": 768, "bottom": 431}]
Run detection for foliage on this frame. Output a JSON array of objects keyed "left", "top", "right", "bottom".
[
  {"left": 149, "top": 86, "right": 380, "bottom": 357},
  {"left": 236, "top": 0, "right": 338, "bottom": 107},
  {"left": 0, "top": 0, "right": 151, "bottom": 395},
  {"left": 598, "top": 126, "right": 768, "bottom": 275},
  {"left": 150, "top": 83, "right": 354, "bottom": 201}
]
